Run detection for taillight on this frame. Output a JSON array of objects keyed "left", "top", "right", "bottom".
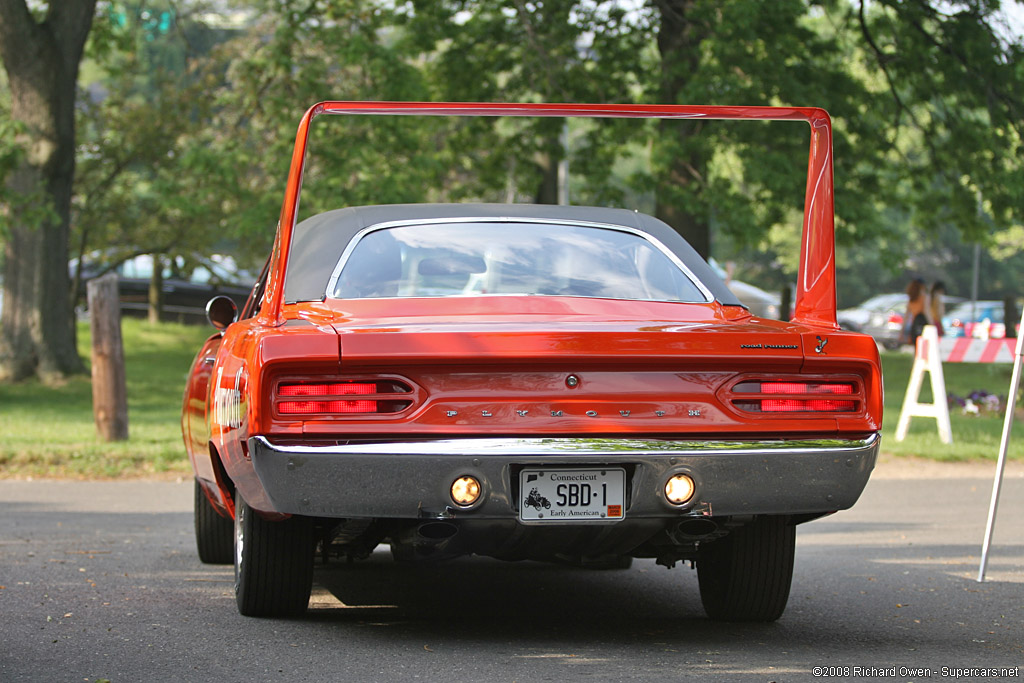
[
  {"left": 276, "top": 380, "right": 412, "bottom": 416},
  {"left": 279, "top": 383, "right": 375, "bottom": 397},
  {"left": 887, "top": 312, "right": 904, "bottom": 325},
  {"left": 732, "top": 380, "right": 857, "bottom": 413}
]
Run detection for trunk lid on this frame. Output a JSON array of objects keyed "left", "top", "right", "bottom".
[{"left": 292, "top": 297, "right": 867, "bottom": 437}]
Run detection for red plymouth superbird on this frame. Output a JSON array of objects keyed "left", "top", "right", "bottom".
[{"left": 182, "top": 103, "right": 882, "bottom": 620}]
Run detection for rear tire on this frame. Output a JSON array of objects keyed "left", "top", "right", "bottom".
[
  {"left": 234, "top": 496, "right": 315, "bottom": 617},
  {"left": 697, "top": 516, "right": 795, "bottom": 622},
  {"left": 194, "top": 480, "right": 233, "bottom": 565}
]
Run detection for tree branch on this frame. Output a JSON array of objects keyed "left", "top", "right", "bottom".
[
  {"left": 45, "top": 0, "right": 97, "bottom": 75},
  {"left": 0, "top": 0, "right": 41, "bottom": 77},
  {"left": 900, "top": 0, "right": 1021, "bottom": 137},
  {"left": 857, "top": 0, "right": 918, "bottom": 139}
]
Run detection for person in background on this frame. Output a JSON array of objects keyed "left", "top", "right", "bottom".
[
  {"left": 902, "top": 278, "right": 928, "bottom": 346},
  {"left": 929, "top": 281, "right": 946, "bottom": 337}
]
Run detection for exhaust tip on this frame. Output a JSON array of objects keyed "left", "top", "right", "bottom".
[
  {"left": 417, "top": 521, "right": 459, "bottom": 541},
  {"left": 675, "top": 518, "right": 718, "bottom": 539}
]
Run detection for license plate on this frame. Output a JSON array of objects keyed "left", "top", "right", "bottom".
[{"left": 518, "top": 468, "right": 625, "bottom": 522}]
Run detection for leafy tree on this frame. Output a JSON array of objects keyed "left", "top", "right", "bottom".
[
  {"left": 187, "top": 0, "right": 451, "bottom": 261},
  {"left": 799, "top": 1, "right": 1021, "bottom": 306},
  {"left": 202, "top": 0, "right": 1023, "bottom": 301},
  {"left": 0, "top": 1, "right": 95, "bottom": 382},
  {"left": 642, "top": 0, "right": 1023, "bottom": 314},
  {"left": 402, "top": 0, "right": 653, "bottom": 204},
  {"left": 854, "top": 0, "right": 1022, "bottom": 242},
  {"left": 7, "top": 0, "right": 1021, "bottom": 373},
  {"left": 649, "top": 0, "right": 900, "bottom": 261},
  {"left": 399, "top": 0, "right": 900, "bottom": 266},
  {"left": 71, "top": 2, "right": 228, "bottom": 322}
]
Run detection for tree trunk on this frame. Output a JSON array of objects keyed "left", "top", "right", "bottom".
[
  {"left": 532, "top": 121, "right": 564, "bottom": 205},
  {"left": 533, "top": 153, "right": 560, "bottom": 205},
  {"left": 653, "top": 0, "right": 712, "bottom": 259},
  {"left": 148, "top": 255, "right": 164, "bottom": 324},
  {"left": 0, "top": 0, "right": 96, "bottom": 382}
]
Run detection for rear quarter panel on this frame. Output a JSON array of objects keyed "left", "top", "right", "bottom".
[
  {"left": 182, "top": 333, "right": 222, "bottom": 484},
  {"left": 209, "top": 318, "right": 341, "bottom": 512}
]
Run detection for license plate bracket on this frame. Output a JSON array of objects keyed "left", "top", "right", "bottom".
[{"left": 518, "top": 468, "right": 626, "bottom": 522}]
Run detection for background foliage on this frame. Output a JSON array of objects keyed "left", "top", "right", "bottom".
[{"left": 2, "top": 0, "right": 1023, "bottom": 309}]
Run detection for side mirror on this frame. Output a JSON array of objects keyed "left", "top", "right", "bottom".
[{"left": 206, "top": 296, "right": 238, "bottom": 331}]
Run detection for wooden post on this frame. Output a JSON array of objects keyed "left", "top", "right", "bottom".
[{"left": 87, "top": 273, "right": 129, "bottom": 441}]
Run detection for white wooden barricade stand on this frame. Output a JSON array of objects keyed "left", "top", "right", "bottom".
[
  {"left": 977, "top": 307, "right": 1024, "bottom": 582},
  {"left": 895, "top": 325, "right": 952, "bottom": 444}
]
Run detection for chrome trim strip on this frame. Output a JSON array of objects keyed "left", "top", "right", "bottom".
[
  {"left": 252, "top": 433, "right": 878, "bottom": 457},
  {"left": 322, "top": 216, "right": 715, "bottom": 304}
]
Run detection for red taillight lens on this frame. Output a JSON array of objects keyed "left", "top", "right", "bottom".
[
  {"left": 278, "top": 399, "right": 378, "bottom": 414},
  {"left": 887, "top": 312, "right": 904, "bottom": 325},
  {"left": 761, "top": 398, "right": 856, "bottom": 412},
  {"left": 733, "top": 381, "right": 857, "bottom": 413},
  {"left": 279, "top": 382, "right": 375, "bottom": 397},
  {"left": 762, "top": 382, "right": 853, "bottom": 395},
  {"left": 276, "top": 381, "right": 412, "bottom": 416}
]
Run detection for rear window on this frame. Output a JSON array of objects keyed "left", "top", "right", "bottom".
[{"left": 328, "top": 221, "right": 710, "bottom": 303}]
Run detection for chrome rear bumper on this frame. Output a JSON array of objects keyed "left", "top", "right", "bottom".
[{"left": 248, "top": 434, "right": 879, "bottom": 519}]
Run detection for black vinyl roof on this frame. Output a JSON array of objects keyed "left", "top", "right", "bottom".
[{"left": 284, "top": 203, "right": 740, "bottom": 307}]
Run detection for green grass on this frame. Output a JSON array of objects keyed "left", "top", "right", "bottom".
[
  {"left": 880, "top": 350, "right": 1023, "bottom": 462},
  {"left": 0, "top": 319, "right": 212, "bottom": 478},
  {"left": 0, "top": 324, "right": 1020, "bottom": 477}
]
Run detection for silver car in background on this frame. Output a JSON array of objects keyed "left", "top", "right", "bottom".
[{"left": 840, "top": 293, "right": 964, "bottom": 349}]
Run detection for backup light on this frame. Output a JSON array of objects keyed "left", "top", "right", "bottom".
[
  {"left": 451, "top": 476, "right": 482, "bottom": 506},
  {"left": 665, "top": 474, "right": 695, "bottom": 505}
]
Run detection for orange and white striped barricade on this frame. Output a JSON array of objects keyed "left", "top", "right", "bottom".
[
  {"left": 895, "top": 327, "right": 1022, "bottom": 445},
  {"left": 941, "top": 336, "right": 1019, "bottom": 363}
]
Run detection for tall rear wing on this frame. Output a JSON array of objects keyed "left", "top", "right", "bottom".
[{"left": 258, "top": 102, "right": 836, "bottom": 329}]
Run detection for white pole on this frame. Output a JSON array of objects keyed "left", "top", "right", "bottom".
[{"left": 977, "top": 306, "right": 1024, "bottom": 581}]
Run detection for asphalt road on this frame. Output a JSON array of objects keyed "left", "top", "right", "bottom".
[{"left": 1, "top": 461, "right": 1021, "bottom": 683}]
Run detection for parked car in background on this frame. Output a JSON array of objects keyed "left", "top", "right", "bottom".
[
  {"left": 849, "top": 292, "right": 964, "bottom": 349},
  {"left": 837, "top": 293, "right": 907, "bottom": 334},
  {"left": 724, "top": 278, "right": 784, "bottom": 319},
  {"left": 72, "top": 253, "right": 254, "bottom": 324},
  {"left": 183, "top": 102, "right": 882, "bottom": 623},
  {"left": 708, "top": 259, "right": 787, "bottom": 320},
  {"left": 848, "top": 294, "right": 907, "bottom": 349},
  {"left": 943, "top": 300, "right": 1020, "bottom": 338}
]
